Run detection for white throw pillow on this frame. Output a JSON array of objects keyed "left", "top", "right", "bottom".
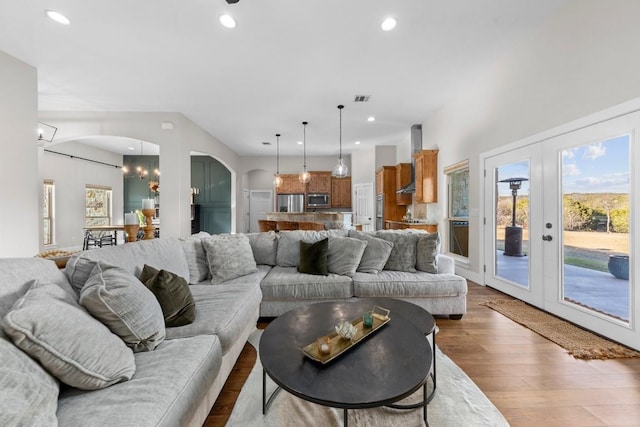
[
  {"left": 80, "top": 261, "right": 165, "bottom": 352},
  {"left": 2, "top": 280, "right": 135, "bottom": 390}
]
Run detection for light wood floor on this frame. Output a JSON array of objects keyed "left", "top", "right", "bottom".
[{"left": 204, "top": 281, "right": 640, "bottom": 427}]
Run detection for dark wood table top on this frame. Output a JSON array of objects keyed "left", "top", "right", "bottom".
[{"left": 259, "top": 298, "right": 432, "bottom": 409}]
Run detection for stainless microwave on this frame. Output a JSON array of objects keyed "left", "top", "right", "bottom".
[{"left": 307, "top": 193, "right": 330, "bottom": 208}]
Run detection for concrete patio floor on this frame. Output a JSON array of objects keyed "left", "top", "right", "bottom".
[{"left": 495, "top": 251, "right": 630, "bottom": 321}]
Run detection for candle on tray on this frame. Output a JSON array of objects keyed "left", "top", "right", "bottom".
[
  {"left": 142, "top": 198, "right": 155, "bottom": 210},
  {"left": 124, "top": 212, "right": 138, "bottom": 225}
]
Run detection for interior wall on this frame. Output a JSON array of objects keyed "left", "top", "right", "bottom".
[
  {"left": 0, "top": 51, "right": 38, "bottom": 257},
  {"left": 42, "top": 142, "right": 124, "bottom": 250},
  {"left": 421, "top": 0, "right": 640, "bottom": 281}
]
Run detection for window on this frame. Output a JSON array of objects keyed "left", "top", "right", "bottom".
[
  {"left": 86, "top": 185, "right": 112, "bottom": 226},
  {"left": 43, "top": 180, "right": 55, "bottom": 245},
  {"left": 445, "top": 160, "right": 469, "bottom": 258}
]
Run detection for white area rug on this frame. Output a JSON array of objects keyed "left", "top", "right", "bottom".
[{"left": 226, "top": 330, "right": 509, "bottom": 427}]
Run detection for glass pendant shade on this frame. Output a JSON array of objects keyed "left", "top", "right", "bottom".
[
  {"left": 273, "top": 174, "right": 283, "bottom": 187},
  {"left": 299, "top": 122, "right": 311, "bottom": 183},
  {"left": 332, "top": 105, "right": 348, "bottom": 178}
]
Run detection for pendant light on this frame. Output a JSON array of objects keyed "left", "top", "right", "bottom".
[
  {"left": 273, "top": 133, "right": 283, "bottom": 187},
  {"left": 299, "top": 121, "right": 311, "bottom": 183},
  {"left": 332, "top": 104, "right": 348, "bottom": 178}
]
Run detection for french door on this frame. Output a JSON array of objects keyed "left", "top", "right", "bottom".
[{"left": 484, "top": 111, "right": 638, "bottom": 350}]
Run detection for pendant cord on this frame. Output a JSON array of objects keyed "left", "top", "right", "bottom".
[
  {"left": 302, "top": 122, "right": 308, "bottom": 169},
  {"left": 276, "top": 133, "right": 280, "bottom": 174}
]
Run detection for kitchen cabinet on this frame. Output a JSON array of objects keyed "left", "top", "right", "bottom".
[
  {"left": 331, "top": 176, "right": 351, "bottom": 208},
  {"left": 395, "top": 163, "right": 412, "bottom": 206},
  {"left": 277, "top": 174, "right": 306, "bottom": 194},
  {"left": 414, "top": 149, "right": 438, "bottom": 203},
  {"left": 376, "top": 166, "right": 406, "bottom": 225},
  {"left": 307, "top": 171, "right": 332, "bottom": 194},
  {"left": 385, "top": 221, "right": 437, "bottom": 233}
]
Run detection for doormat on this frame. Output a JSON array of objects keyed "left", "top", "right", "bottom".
[{"left": 480, "top": 299, "right": 640, "bottom": 360}]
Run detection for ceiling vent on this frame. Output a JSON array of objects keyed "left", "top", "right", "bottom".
[
  {"left": 353, "top": 95, "right": 371, "bottom": 102},
  {"left": 262, "top": 141, "right": 272, "bottom": 146}
]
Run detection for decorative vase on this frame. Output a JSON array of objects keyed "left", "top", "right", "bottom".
[{"left": 608, "top": 254, "right": 629, "bottom": 280}]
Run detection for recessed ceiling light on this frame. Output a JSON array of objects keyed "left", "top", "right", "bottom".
[
  {"left": 355, "top": 141, "right": 361, "bottom": 145},
  {"left": 381, "top": 17, "right": 396, "bottom": 32},
  {"left": 297, "top": 141, "right": 303, "bottom": 145},
  {"left": 46, "top": 10, "right": 70, "bottom": 25},
  {"left": 367, "top": 116, "right": 376, "bottom": 122},
  {"left": 127, "top": 146, "right": 135, "bottom": 151},
  {"left": 219, "top": 14, "right": 237, "bottom": 29}
]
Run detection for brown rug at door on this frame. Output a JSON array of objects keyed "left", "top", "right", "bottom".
[{"left": 481, "top": 299, "right": 640, "bottom": 360}]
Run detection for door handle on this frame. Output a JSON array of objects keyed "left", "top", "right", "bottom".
[{"left": 542, "top": 235, "right": 553, "bottom": 241}]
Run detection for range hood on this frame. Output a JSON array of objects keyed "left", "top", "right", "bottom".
[{"left": 396, "top": 124, "right": 422, "bottom": 194}]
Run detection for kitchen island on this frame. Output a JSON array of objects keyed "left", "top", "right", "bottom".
[
  {"left": 265, "top": 212, "right": 353, "bottom": 230},
  {"left": 384, "top": 220, "right": 437, "bottom": 233}
]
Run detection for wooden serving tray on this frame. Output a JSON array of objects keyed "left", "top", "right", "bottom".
[{"left": 301, "top": 306, "right": 391, "bottom": 364}]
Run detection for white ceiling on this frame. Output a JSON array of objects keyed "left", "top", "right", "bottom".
[{"left": 0, "top": 0, "right": 566, "bottom": 156}]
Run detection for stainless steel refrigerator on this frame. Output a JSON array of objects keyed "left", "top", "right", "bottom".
[{"left": 277, "top": 194, "right": 305, "bottom": 213}]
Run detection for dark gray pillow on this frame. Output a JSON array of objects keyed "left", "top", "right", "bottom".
[
  {"left": 298, "top": 238, "right": 329, "bottom": 276},
  {"left": 327, "top": 236, "right": 367, "bottom": 277},
  {"left": 139, "top": 264, "right": 196, "bottom": 327},
  {"left": 416, "top": 232, "right": 441, "bottom": 273},
  {"left": 80, "top": 262, "right": 165, "bottom": 352},
  {"left": 375, "top": 231, "right": 420, "bottom": 272},
  {"left": 202, "top": 234, "right": 258, "bottom": 284},
  {"left": 349, "top": 231, "right": 395, "bottom": 274}
]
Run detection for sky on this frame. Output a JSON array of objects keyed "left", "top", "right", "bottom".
[{"left": 496, "top": 134, "right": 630, "bottom": 196}]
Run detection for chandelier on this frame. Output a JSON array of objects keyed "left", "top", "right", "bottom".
[
  {"left": 299, "top": 122, "right": 311, "bottom": 184},
  {"left": 332, "top": 105, "right": 348, "bottom": 178}
]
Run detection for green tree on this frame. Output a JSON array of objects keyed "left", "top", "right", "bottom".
[
  {"left": 611, "top": 207, "right": 629, "bottom": 233},
  {"left": 563, "top": 196, "right": 592, "bottom": 231}
]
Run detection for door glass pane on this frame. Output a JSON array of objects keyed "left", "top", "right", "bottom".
[
  {"left": 561, "top": 135, "right": 630, "bottom": 322},
  {"left": 494, "top": 160, "right": 530, "bottom": 288}
]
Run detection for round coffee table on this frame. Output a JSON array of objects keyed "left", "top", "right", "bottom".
[{"left": 259, "top": 298, "right": 435, "bottom": 426}]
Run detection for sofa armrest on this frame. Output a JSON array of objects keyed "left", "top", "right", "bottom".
[{"left": 436, "top": 254, "right": 455, "bottom": 274}]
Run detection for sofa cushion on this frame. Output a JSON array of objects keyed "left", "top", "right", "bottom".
[
  {"left": 261, "top": 266, "right": 353, "bottom": 300},
  {"left": 376, "top": 231, "right": 420, "bottom": 272},
  {"left": 57, "top": 335, "right": 222, "bottom": 427},
  {"left": 139, "top": 264, "right": 196, "bottom": 327},
  {"left": 416, "top": 232, "right": 441, "bottom": 274},
  {"left": 180, "top": 232, "right": 211, "bottom": 284},
  {"left": 352, "top": 271, "right": 467, "bottom": 298},
  {"left": 80, "top": 262, "right": 165, "bottom": 352},
  {"left": 0, "top": 337, "right": 59, "bottom": 426},
  {"left": 247, "top": 231, "right": 278, "bottom": 265},
  {"left": 165, "top": 283, "right": 261, "bottom": 355},
  {"left": 298, "top": 238, "right": 329, "bottom": 276},
  {"left": 65, "top": 238, "right": 190, "bottom": 296},
  {"left": 2, "top": 280, "right": 135, "bottom": 390},
  {"left": 327, "top": 236, "right": 367, "bottom": 277},
  {"left": 276, "top": 230, "right": 348, "bottom": 267},
  {"left": 202, "top": 234, "right": 258, "bottom": 284},
  {"left": 348, "top": 231, "right": 394, "bottom": 274}
]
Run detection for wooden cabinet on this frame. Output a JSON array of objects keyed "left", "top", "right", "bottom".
[
  {"left": 307, "top": 171, "right": 332, "bottom": 194},
  {"left": 395, "top": 163, "right": 412, "bottom": 206},
  {"left": 376, "top": 166, "right": 406, "bottom": 224},
  {"left": 277, "top": 174, "right": 306, "bottom": 194},
  {"left": 385, "top": 221, "right": 437, "bottom": 233},
  {"left": 331, "top": 176, "right": 351, "bottom": 208},
  {"left": 414, "top": 150, "right": 438, "bottom": 203}
]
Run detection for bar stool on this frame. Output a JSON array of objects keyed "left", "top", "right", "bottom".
[
  {"left": 258, "top": 220, "right": 278, "bottom": 232},
  {"left": 298, "top": 221, "right": 325, "bottom": 231},
  {"left": 277, "top": 221, "right": 299, "bottom": 231}
]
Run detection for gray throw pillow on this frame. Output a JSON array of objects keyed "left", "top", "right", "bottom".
[
  {"left": 139, "top": 264, "right": 196, "bottom": 327},
  {"left": 276, "top": 230, "right": 332, "bottom": 267},
  {"left": 247, "top": 231, "right": 278, "bottom": 265},
  {"left": 298, "top": 238, "right": 329, "bottom": 276},
  {"left": 327, "top": 236, "right": 368, "bottom": 277},
  {"left": 416, "top": 232, "right": 441, "bottom": 273},
  {"left": 180, "top": 232, "right": 211, "bottom": 283},
  {"left": 202, "top": 234, "right": 258, "bottom": 284},
  {"left": 349, "top": 231, "right": 395, "bottom": 274},
  {"left": 2, "top": 280, "right": 135, "bottom": 390},
  {"left": 0, "top": 338, "right": 59, "bottom": 426},
  {"left": 375, "top": 231, "right": 420, "bottom": 272},
  {"left": 80, "top": 262, "right": 165, "bottom": 352}
]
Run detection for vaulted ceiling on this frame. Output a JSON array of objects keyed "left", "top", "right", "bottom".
[{"left": 0, "top": 0, "right": 567, "bottom": 156}]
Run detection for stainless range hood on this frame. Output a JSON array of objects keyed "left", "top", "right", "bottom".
[{"left": 396, "top": 124, "right": 422, "bottom": 194}]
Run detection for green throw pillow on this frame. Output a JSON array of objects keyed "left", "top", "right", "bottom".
[
  {"left": 298, "top": 238, "right": 329, "bottom": 276},
  {"left": 140, "top": 265, "right": 196, "bottom": 327}
]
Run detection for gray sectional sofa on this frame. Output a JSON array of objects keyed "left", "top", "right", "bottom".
[{"left": 0, "top": 228, "right": 466, "bottom": 426}]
